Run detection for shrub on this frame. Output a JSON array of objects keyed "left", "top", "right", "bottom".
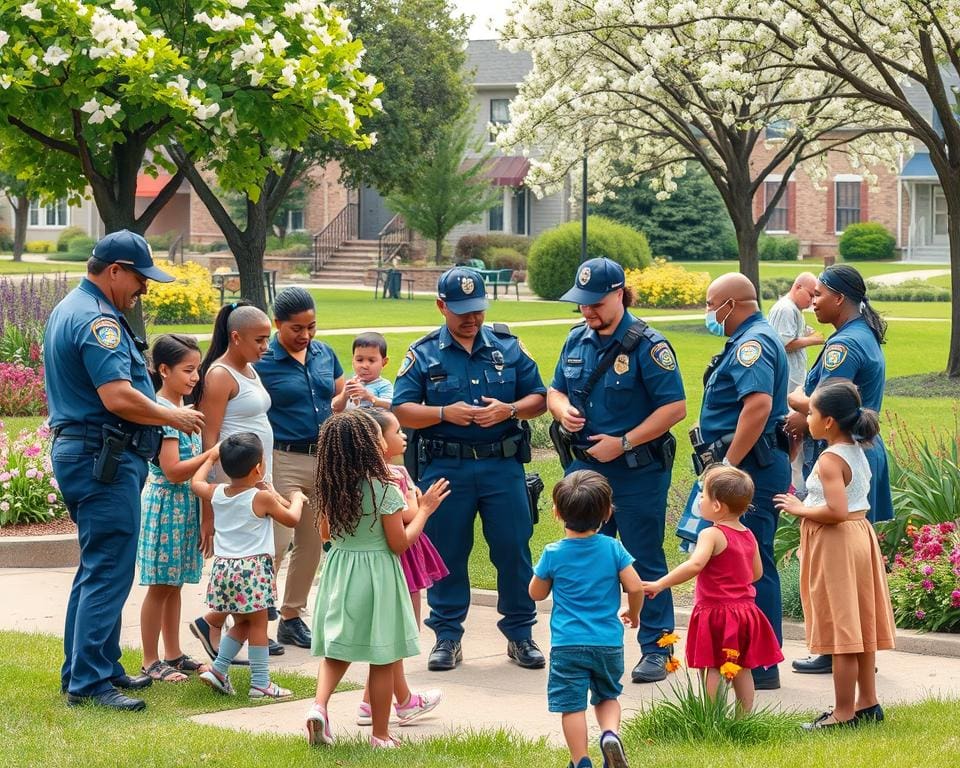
[
  {"left": 887, "top": 522, "right": 960, "bottom": 633},
  {"left": 0, "top": 363, "right": 46, "bottom": 416},
  {"left": 56, "top": 226, "right": 89, "bottom": 252},
  {"left": 778, "top": 557, "right": 804, "bottom": 620},
  {"left": 25, "top": 240, "right": 55, "bottom": 254},
  {"left": 0, "top": 224, "right": 13, "bottom": 251},
  {"left": 760, "top": 276, "right": 794, "bottom": 302},
  {"left": 865, "top": 279, "right": 950, "bottom": 302},
  {"left": 759, "top": 234, "right": 799, "bottom": 261},
  {"left": 625, "top": 258, "right": 710, "bottom": 309},
  {"left": 527, "top": 216, "right": 652, "bottom": 300},
  {"left": 264, "top": 244, "right": 310, "bottom": 260},
  {"left": 485, "top": 247, "right": 526, "bottom": 271},
  {"left": 838, "top": 222, "right": 896, "bottom": 261},
  {"left": 455, "top": 234, "right": 532, "bottom": 262},
  {"left": 140, "top": 260, "right": 219, "bottom": 324},
  {"left": 146, "top": 230, "right": 180, "bottom": 251},
  {"left": 719, "top": 229, "right": 740, "bottom": 260},
  {"left": 64, "top": 235, "right": 96, "bottom": 260},
  {"left": 0, "top": 274, "right": 68, "bottom": 369},
  {"left": 0, "top": 422, "right": 66, "bottom": 526},
  {"left": 188, "top": 241, "right": 228, "bottom": 253}
]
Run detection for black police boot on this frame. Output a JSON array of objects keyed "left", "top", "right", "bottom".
[
  {"left": 110, "top": 673, "right": 153, "bottom": 691},
  {"left": 427, "top": 639, "right": 463, "bottom": 671},
  {"left": 67, "top": 689, "right": 146, "bottom": 712},
  {"left": 277, "top": 617, "right": 312, "bottom": 648},
  {"left": 268, "top": 637, "right": 285, "bottom": 656},
  {"left": 752, "top": 665, "right": 781, "bottom": 690},
  {"left": 631, "top": 653, "right": 668, "bottom": 683},
  {"left": 507, "top": 639, "right": 545, "bottom": 669},
  {"left": 792, "top": 654, "right": 833, "bottom": 674}
]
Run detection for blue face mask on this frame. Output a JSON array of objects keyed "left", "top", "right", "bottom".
[{"left": 704, "top": 300, "right": 733, "bottom": 336}]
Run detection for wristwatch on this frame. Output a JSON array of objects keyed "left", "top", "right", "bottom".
[
  {"left": 620, "top": 435, "right": 634, "bottom": 452},
  {"left": 509, "top": 403, "right": 518, "bottom": 419}
]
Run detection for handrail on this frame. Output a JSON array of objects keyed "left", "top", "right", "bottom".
[
  {"left": 168, "top": 233, "right": 185, "bottom": 264},
  {"left": 312, "top": 202, "right": 359, "bottom": 272},
  {"left": 377, "top": 213, "right": 412, "bottom": 266}
]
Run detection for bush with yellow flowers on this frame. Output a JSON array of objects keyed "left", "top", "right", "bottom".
[
  {"left": 625, "top": 258, "right": 710, "bottom": 309},
  {"left": 141, "top": 261, "right": 219, "bottom": 325}
]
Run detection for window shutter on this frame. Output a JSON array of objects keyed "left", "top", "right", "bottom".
[
  {"left": 786, "top": 182, "right": 796, "bottom": 233},
  {"left": 860, "top": 180, "right": 869, "bottom": 222},
  {"left": 826, "top": 181, "right": 836, "bottom": 234}
]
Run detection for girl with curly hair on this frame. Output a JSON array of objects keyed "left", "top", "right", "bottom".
[{"left": 305, "top": 410, "right": 449, "bottom": 749}]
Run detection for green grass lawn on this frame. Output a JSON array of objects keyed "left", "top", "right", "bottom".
[
  {"left": 0, "top": 255, "right": 82, "bottom": 275},
  {"left": 672, "top": 259, "right": 932, "bottom": 282},
  {"left": 3, "top": 630, "right": 959, "bottom": 767}
]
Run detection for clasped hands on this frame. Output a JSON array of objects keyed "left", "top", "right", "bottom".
[
  {"left": 442, "top": 398, "right": 513, "bottom": 427},
  {"left": 558, "top": 404, "right": 624, "bottom": 463}
]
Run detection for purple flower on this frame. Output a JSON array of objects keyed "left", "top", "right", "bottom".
[
  {"left": 922, "top": 579, "right": 935, "bottom": 591},
  {"left": 922, "top": 565, "right": 934, "bottom": 576},
  {"left": 25, "top": 468, "right": 37, "bottom": 479},
  {"left": 47, "top": 493, "right": 57, "bottom": 504},
  {"left": 915, "top": 610, "right": 926, "bottom": 620}
]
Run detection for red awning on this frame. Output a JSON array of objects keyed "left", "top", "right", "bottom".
[
  {"left": 480, "top": 156, "right": 530, "bottom": 186},
  {"left": 136, "top": 173, "right": 177, "bottom": 198}
]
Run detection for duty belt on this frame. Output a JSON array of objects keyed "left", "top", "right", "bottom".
[
  {"left": 275, "top": 441, "right": 319, "bottom": 456},
  {"left": 422, "top": 436, "right": 519, "bottom": 460}
]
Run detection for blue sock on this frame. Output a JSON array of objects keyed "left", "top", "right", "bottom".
[
  {"left": 213, "top": 634, "right": 243, "bottom": 678},
  {"left": 248, "top": 644, "right": 270, "bottom": 689}
]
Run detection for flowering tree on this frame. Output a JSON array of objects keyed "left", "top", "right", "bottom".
[
  {"left": 720, "top": 0, "right": 960, "bottom": 375},
  {"left": 499, "top": 0, "right": 905, "bottom": 294}
]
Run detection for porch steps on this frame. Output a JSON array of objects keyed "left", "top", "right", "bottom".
[{"left": 311, "top": 239, "right": 380, "bottom": 284}]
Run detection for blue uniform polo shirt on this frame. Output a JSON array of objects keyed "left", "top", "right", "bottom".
[
  {"left": 255, "top": 336, "right": 343, "bottom": 444},
  {"left": 44, "top": 278, "right": 155, "bottom": 430},
  {"left": 392, "top": 324, "right": 546, "bottom": 443},
  {"left": 804, "top": 316, "right": 885, "bottom": 410},
  {"left": 550, "top": 311, "right": 685, "bottom": 444},
  {"left": 699, "top": 312, "right": 788, "bottom": 444}
]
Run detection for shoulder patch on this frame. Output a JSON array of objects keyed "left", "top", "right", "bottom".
[
  {"left": 650, "top": 341, "right": 676, "bottom": 371},
  {"left": 823, "top": 343, "right": 848, "bottom": 371},
  {"left": 91, "top": 317, "right": 122, "bottom": 350},
  {"left": 736, "top": 340, "right": 762, "bottom": 368},
  {"left": 397, "top": 349, "right": 416, "bottom": 377},
  {"left": 517, "top": 338, "right": 534, "bottom": 359}
]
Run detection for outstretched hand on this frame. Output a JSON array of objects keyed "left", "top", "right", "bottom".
[
  {"left": 620, "top": 609, "right": 640, "bottom": 628},
  {"left": 420, "top": 478, "right": 451, "bottom": 515}
]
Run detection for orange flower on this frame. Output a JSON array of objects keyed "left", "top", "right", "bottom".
[
  {"left": 665, "top": 656, "right": 681, "bottom": 673},
  {"left": 906, "top": 523, "right": 917, "bottom": 538},
  {"left": 720, "top": 662, "right": 742, "bottom": 681},
  {"left": 722, "top": 648, "right": 740, "bottom": 662},
  {"left": 656, "top": 632, "right": 680, "bottom": 648}
]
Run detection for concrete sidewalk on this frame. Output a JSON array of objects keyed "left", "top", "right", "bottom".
[{"left": 4, "top": 565, "right": 960, "bottom": 746}]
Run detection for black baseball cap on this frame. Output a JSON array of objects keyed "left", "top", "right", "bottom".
[
  {"left": 92, "top": 229, "right": 175, "bottom": 283},
  {"left": 438, "top": 267, "right": 489, "bottom": 314},
  {"left": 559, "top": 257, "right": 625, "bottom": 304}
]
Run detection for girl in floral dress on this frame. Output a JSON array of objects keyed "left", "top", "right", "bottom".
[
  {"left": 138, "top": 334, "right": 218, "bottom": 682},
  {"left": 190, "top": 432, "right": 306, "bottom": 699}
]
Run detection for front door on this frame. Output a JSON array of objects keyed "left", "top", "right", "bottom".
[{"left": 358, "top": 186, "right": 394, "bottom": 240}]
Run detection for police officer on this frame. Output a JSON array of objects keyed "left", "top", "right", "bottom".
[
  {"left": 696, "top": 272, "right": 790, "bottom": 690},
  {"left": 392, "top": 268, "right": 548, "bottom": 671},
  {"left": 45, "top": 230, "right": 204, "bottom": 711},
  {"left": 785, "top": 263, "right": 893, "bottom": 676},
  {"left": 548, "top": 258, "right": 686, "bottom": 683}
]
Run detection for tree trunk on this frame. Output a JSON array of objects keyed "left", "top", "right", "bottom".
[
  {"left": 228, "top": 202, "right": 270, "bottom": 311},
  {"left": 435, "top": 238, "right": 443, "bottom": 264},
  {"left": 944, "top": 179, "right": 960, "bottom": 378},
  {"left": 11, "top": 195, "right": 28, "bottom": 262}
]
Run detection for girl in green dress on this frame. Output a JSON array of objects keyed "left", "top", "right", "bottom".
[{"left": 306, "top": 411, "right": 450, "bottom": 749}]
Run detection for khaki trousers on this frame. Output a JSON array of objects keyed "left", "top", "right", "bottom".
[{"left": 271, "top": 450, "right": 322, "bottom": 618}]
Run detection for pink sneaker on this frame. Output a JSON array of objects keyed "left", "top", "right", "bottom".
[
  {"left": 395, "top": 689, "right": 442, "bottom": 725},
  {"left": 306, "top": 704, "right": 334, "bottom": 746},
  {"left": 370, "top": 734, "right": 402, "bottom": 749}
]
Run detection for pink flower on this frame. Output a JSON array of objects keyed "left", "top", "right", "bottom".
[
  {"left": 49, "top": 478, "right": 58, "bottom": 489},
  {"left": 922, "top": 579, "right": 935, "bottom": 591},
  {"left": 952, "top": 591, "right": 960, "bottom": 609},
  {"left": 915, "top": 610, "right": 926, "bottom": 620},
  {"left": 47, "top": 493, "right": 57, "bottom": 504},
  {"left": 23, "top": 445, "right": 40, "bottom": 458},
  {"left": 0, "top": 501, "right": 9, "bottom": 512},
  {"left": 0, "top": 472, "right": 9, "bottom": 482},
  {"left": 939, "top": 521, "right": 956, "bottom": 534},
  {"left": 25, "top": 468, "right": 37, "bottom": 479},
  {"left": 922, "top": 565, "right": 934, "bottom": 576}
]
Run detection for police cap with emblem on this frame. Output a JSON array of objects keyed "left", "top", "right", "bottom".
[
  {"left": 92, "top": 229, "right": 175, "bottom": 283},
  {"left": 559, "top": 257, "right": 625, "bottom": 305},
  {"left": 438, "top": 267, "right": 489, "bottom": 314}
]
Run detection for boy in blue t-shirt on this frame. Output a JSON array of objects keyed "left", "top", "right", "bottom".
[{"left": 531, "top": 470, "right": 644, "bottom": 768}]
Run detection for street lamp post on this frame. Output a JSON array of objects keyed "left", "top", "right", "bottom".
[{"left": 581, "top": 152, "right": 588, "bottom": 263}]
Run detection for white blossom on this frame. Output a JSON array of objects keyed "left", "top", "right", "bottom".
[
  {"left": 249, "top": 69, "right": 264, "bottom": 86},
  {"left": 110, "top": 0, "right": 136, "bottom": 13},
  {"left": 80, "top": 97, "right": 100, "bottom": 113},
  {"left": 0, "top": 74, "right": 12, "bottom": 89},
  {"left": 194, "top": 102, "right": 220, "bottom": 120},
  {"left": 269, "top": 32, "right": 289, "bottom": 57},
  {"left": 0, "top": 30, "right": 9, "bottom": 49},
  {"left": 279, "top": 64, "right": 297, "bottom": 87},
  {"left": 20, "top": 2, "right": 42, "bottom": 21},
  {"left": 43, "top": 46, "right": 70, "bottom": 67}
]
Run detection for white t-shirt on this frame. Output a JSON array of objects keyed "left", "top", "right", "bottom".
[{"left": 767, "top": 294, "right": 806, "bottom": 390}]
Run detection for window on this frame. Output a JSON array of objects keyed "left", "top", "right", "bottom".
[
  {"left": 28, "top": 198, "right": 69, "bottom": 228},
  {"left": 287, "top": 209, "right": 305, "bottom": 231},
  {"left": 489, "top": 98, "right": 510, "bottom": 141},
  {"left": 835, "top": 181, "right": 861, "bottom": 232},
  {"left": 764, "top": 181, "right": 788, "bottom": 232},
  {"left": 488, "top": 202, "right": 504, "bottom": 231},
  {"left": 765, "top": 119, "right": 791, "bottom": 140}
]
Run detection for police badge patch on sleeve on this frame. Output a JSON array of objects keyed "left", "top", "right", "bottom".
[
  {"left": 91, "top": 317, "right": 122, "bottom": 349},
  {"left": 823, "top": 343, "right": 848, "bottom": 371},
  {"left": 650, "top": 342, "right": 676, "bottom": 371},
  {"left": 736, "top": 340, "right": 762, "bottom": 367},
  {"left": 397, "top": 349, "right": 416, "bottom": 376}
]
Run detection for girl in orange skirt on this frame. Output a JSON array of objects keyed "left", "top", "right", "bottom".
[
  {"left": 775, "top": 379, "right": 895, "bottom": 730},
  {"left": 643, "top": 466, "right": 783, "bottom": 715}
]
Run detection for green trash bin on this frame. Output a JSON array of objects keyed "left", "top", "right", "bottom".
[{"left": 385, "top": 268, "right": 402, "bottom": 299}]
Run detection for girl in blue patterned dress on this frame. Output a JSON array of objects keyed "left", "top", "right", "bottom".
[{"left": 138, "top": 335, "right": 218, "bottom": 682}]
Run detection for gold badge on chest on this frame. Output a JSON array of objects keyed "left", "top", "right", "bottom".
[{"left": 613, "top": 353, "right": 630, "bottom": 375}]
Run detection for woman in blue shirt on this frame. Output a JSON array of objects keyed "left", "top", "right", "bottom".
[{"left": 255, "top": 287, "right": 344, "bottom": 649}]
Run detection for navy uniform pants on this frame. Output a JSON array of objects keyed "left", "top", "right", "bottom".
[
  {"left": 570, "top": 457, "right": 674, "bottom": 657},
  {"left": 420, "top": 455, "right": 536, "bottom": 643},
  {"left": 52, "top": 437, "right": 147, "bottom": 697},
  {"left": 740, "top": 450, "right": 791, "bottom": 648}
]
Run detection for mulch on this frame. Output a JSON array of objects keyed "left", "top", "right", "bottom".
[{"left": 0, "top": 516, "right": 77, "bottom": 538}]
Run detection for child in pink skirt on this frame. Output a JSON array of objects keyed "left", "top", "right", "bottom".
[
  {"left": 643, "top": 466, "right": 783, "bottom": 715},
  {"left": 354, "top": 409, "right": 448, "bottom": 726}
]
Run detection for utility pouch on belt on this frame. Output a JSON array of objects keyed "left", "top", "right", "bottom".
[
  {"left": 549, "top": 420, "right": 574, "bottom": 470},
  {"left": 517, "top": 421, "right": 533, "bottom": 464},
  {"left": 525, "top": 472, "right": 544, "bottom": 525},
  {"left": 93, "top": 425, "right": 129, "bottom": 483}
]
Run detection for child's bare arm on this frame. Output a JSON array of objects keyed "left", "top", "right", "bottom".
[
  {"left": 642, "top": 527, "right": 720, "bottom": 596},
  {"left": 254, "top": 489, "right": 304, "bottom": 528},
  {"left": 529, "top": 575, "right": 552, "bottom": 601},
  {"left": 158, "top": 438, "right": 217, "bottom": 484},
  {"left": 190, "top": 450, "right": 220, "bottom": 501},
  {"left": 752, "top": 545, "right": 763, "bottom": 582},
  {"left": 400, "top": 487, "right": 418, "bottom": 524},
  {"left": 618, "top": 565, "right": 645, "bottom": 627}
]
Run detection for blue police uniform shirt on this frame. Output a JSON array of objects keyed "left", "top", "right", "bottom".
[
  {"left": 533, "top": 534, "right": 634, "bottom": 648},
  {"left": 392, "top": 324, "right": 546, "bottom": 443},
  {"left": 255, "top": 336, "right": 343, "bottom": 443},
  {"left": 804, "top": 316, "right": 885, "bottom": 411},
  {"left": 44, "top": 278, "right": 155, "bottom": 429},
  {"left": 550, "top": 311, "right": 685, "bottom": 443},
  {"left": 699, "top": 312, "right": 788, "bottom": 444}
]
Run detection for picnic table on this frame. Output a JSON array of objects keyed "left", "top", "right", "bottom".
[
  {"left": 212, "top": 269, "right": 278, "bottom": 307},
  {"left": 478, "top": 268, "right": 520, "bottom": 300}
]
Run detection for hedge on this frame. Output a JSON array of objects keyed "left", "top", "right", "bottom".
[
  {"left": 838, "top": 222, "right": 896, "bottom": 261},
  {"left": 455, "top": 234, "right": 531, "bottom": 264},
  {"left": 56, "top": 226, "right": 90, "bottom": 252},
  {"left": 759, "top": 234, "right": 799, "bottom": 261}
]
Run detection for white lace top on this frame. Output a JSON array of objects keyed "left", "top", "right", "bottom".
[{"left": 803, "top": 443, "right": 872, "bottom": 514}]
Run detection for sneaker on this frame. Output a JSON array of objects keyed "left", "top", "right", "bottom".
[
  {"left": 370, "top": 734, "right": 402, "bottom": 749},
  {"left": 600, "top": 730, "right": 628, "bottom": 768},
  {"left": 306, "top": 703, "right": 334, "bottom": 746},
  {"left": 356, "top": 701, "right": 402, "bottom": 726},
  {"left": 395, "top": 689, "right": 442, "bottom": 725},
  {"left": 249, "top": 681, "right": 293, "bottom": 699},
  {"left": 199, "top": 668, "right": 236, "bottom": 696}
]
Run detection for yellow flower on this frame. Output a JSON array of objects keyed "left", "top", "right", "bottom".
[
  {"left": 720, "top": 662, "right": 742, "bottom": 681},
  {"left": 722, "top": 648, "right": 740, "bottom": 662},
  {"left": 656, "top": 631, "right": 680, "bottom": 648}
]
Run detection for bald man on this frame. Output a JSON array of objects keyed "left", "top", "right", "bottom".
[{"left": 692, "top": 273, "right": 791, "bottom": 689}]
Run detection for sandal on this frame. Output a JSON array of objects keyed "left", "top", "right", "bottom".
[
  {"left": 164, "top": 654, "right": 203, "bottom": 673},
  {"left": 249, "top": 681, "right": 293, "bottom": 700},
  {"left": 142, "top": 660, "right": 188, "bottom": 683}
]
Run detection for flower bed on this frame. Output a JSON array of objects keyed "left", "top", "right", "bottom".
[
  {"left": 888, "top": 521, "right": 960, "bottom": 633},
  {"left": 0, "top": 422, "right": 65, "bottom": 527},
  {"left": 625, "top": 258, "right": 710, "bottom": 308}
]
